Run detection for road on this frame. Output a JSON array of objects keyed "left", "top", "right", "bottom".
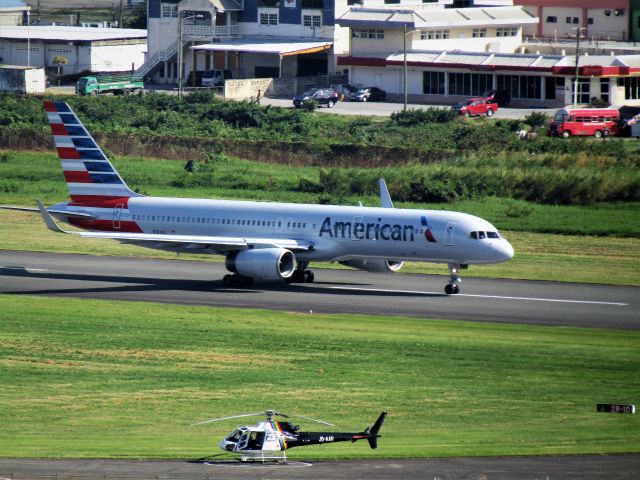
[
  {"left": 260, "top": 96, "right": 557, "bottom": 119},
  {"left": 1, "top": 455, "right": 639, "bottom": 480},
  {"left": 1, "top": 251, "right": 637, "bottom": 330}
]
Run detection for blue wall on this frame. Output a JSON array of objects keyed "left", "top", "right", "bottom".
[{"left": 150, "top": 0, "right": 334, "bottom": 26}]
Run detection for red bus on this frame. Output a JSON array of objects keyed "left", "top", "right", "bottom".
[{"left": 548, "top": 107, "right": 620, "bottom": 138}]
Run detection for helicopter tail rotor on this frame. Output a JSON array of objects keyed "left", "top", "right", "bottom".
[{"left": 365, "top": 411, "right": 387, "bottom": 449}]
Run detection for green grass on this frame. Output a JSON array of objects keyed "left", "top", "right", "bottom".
[{"left": 1, "top": 295, "right": 638, "bottom": 459}]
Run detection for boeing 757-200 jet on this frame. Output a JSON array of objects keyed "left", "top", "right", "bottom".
[{"left": 3, "top": 101, "right": 514, "bottom": 293}]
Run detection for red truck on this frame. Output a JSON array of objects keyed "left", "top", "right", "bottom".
[
  {"left": 453, "top": 97, "right": 499, "bottom": 117},
  {"left": 547, "top": 107, "right": 620, "bottom": 138}
]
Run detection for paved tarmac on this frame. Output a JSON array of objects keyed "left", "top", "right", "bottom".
[
  {"left": 1, "top": 455, "right": 639, "bottom": 480},
  {"left": 1, "top": 250, "right": 637, "bottom": 330}
]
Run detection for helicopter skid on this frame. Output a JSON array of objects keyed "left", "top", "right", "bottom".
[{"left": 238, "top": 451, "right": 287, "bottom": 464}]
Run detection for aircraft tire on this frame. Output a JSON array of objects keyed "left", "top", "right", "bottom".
[{"left": 304, "top": 270, "right": 315, "bottom": 283}]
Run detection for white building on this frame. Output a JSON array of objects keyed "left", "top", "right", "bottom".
[
  {"left": 0, "top": 0, "right": 29, "bottom": 27},
  {"left": 0, "top": 26, "right": 147, "bottom": 75}
]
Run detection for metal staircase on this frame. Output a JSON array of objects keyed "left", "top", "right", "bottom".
[{"left": 137, "top": 39, "right": 179, "bottom": 77}]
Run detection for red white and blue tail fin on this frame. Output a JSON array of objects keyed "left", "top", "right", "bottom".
[{"left": 43, "top": 101, "right": 140, "bottom": 205}]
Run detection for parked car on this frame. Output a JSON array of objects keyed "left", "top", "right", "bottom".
[
  {"left": 185, "top": 71, "right": 205, "bottom": 87},
  {"left": 453, "top": 98, "right": 499, "bottom": 117},
  {"left": 202, "top": 69, "right": 232, "bottom": 87},
  {"left": 349, "top": 87, "right": 386, "bottom": 102},
  {"left": 331, "top": 83, "right": 359, "bottom": 100},
  {"left": 293, "top": 88, "right": 339, "bottom": 108}
]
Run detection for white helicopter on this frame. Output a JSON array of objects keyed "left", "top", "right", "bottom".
[{"left": 192, "top": 410, "right": 387, "bottom": 463}]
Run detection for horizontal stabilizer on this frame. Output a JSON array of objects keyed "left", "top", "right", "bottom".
[
  {"left": 0, "top": 204, "right": 94, "bottom": 219},
  {"left": 367, "top": 411, "right": 387, "bottom": 449}
]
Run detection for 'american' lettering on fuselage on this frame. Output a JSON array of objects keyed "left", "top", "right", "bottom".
[{"left": 319, "top": 216, "right": 416, "bottom": 242}]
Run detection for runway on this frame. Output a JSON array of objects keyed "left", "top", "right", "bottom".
[
  {"left": 1, "top": 455, "right": 639, "bottom": 480},
  {"left": 1, "top": 250, "right": 638, "bottom": 329}
]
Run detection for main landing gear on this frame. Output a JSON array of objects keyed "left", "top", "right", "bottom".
[
  {"left": 222, "top": 274, "right": 253, "bottom": 288},
  {"left": 445, "top": 263, "right": 461, "bottom": 295},
  {"left": 287, "top": 262, "right": 315, "bottom": 284}
]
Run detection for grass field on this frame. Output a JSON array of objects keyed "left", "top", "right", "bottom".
[{"left": 1, "top": 295, "right": 638, "bottom": 459}]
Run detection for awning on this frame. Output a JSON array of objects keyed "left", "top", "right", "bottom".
[
  {"left": 209, "top": 0, "right": 243, "bottom": 11},
  {"left": 191, "top": 38, "right": 332, "bottom": 57}
]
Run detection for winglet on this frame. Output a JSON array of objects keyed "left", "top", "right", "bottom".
[
  {"left": 378, "top": 179, "right": 394, "bottom": 208},
  {"left": 36, "top": 199, "right": 68, "bottom": 234}
]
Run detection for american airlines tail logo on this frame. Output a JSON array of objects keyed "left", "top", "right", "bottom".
[{"left": 421, "top": 216, "right": 437, "bottom": 243}]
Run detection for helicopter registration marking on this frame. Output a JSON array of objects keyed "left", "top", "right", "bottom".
[{"left": 319, "top": 435, "right": 334, "bottom": 443}]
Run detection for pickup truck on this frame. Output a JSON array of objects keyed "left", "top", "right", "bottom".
[
  {"left": 76, "top": 72, "right": 144, "bottom": 96},
  {"left": 453, "top": 97, "right": 499, "bottom": 117}
]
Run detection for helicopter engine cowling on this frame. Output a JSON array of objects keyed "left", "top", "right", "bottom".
[
  {"left": 225, "top": 248, "right": 296, "bottom": 281},
  {"left": 339, "top": 258, "right": 404, "bottom": 273}
]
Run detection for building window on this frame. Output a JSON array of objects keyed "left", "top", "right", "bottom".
[
  {"left": 587, "top": 17, "right": 593, "bottom": 25},
  {"left": 496, "top": 27, "right": 518, "bottom": 37},
  {"left": 448, "top": 72, "right": 492, "bottom": 96},
  {"left": 303, "top": 14, "right": 321, "bottom": 27},
  {"left": 546, "top": 16, "right": 557, "bottom": 23},
  {"left": 472, "top": 29, "right": 487, "bottom": 38},
  {"left": 423, "top": 71, "right": 445, "bottom": 95},
  {"left": 497, "top": 74, "right": 542, "bottom": 100},
  {"left": 260, "top": 12, "right": 278, "bottom": 25},
  {"left": 352, "top": 29, "right": 384, "bottom": 39},
  {"left": 347, "top": 0, "right": 362, "bottom": 4},
  {"left": 161, "top": 3, "right": 178, "bottom": 18},
  {"left": 384, "top": 0, "right": 400, "bottom": 3},
  {"left": 600, "top": 78, "right": 609, "bottom": 103},
  {"left": 619, "top": 77, "right": 640, "bottom": 100},
  {"left": 258, "top": 0, "right": 279, "bottom": 6},
  {"left": 421, "top": 30, "right": 449, "bottom": 40},
  {"left": 301, "top": 0, "right": 323, "bottom": 7}
]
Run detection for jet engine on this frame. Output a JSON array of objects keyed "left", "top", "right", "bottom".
[
  {"left": 339, "top": 258, "right": 404, "bottom": 273},
  {"left": 225, "top": 248, "right": 296, "bottom": 281}
]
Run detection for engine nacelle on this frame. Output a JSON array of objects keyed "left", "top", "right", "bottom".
[
  {"left": 225, "top": 248, "right": 296, "bottom": 281},
  {"left": 339, "top": 258, "right": 404, "bottom": 273}
]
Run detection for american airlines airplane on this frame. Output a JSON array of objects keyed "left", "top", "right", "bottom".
[{"left": 5, "top": 101, "right": 514, "bottom": 294}]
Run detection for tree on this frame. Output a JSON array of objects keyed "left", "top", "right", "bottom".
[{"left": 53, "top": 55, "right": 68, "bottom": 85}]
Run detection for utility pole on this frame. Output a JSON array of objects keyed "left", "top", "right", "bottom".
[
  {"left": 119, "top": 0, "right": 123, "bottom": 28},
  {"left": 572, "top": 27, "right": 586, "bottom": 106},
  {"left": 403, "top": 24, "right": 408, "bottom": 112}
]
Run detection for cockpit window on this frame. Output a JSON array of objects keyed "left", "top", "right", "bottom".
[
  {"left": 226, "top": 429, "right": 242, "bottom": 442},
  {"left": 470, "top": 231, "right": 500, "bottom": 240}
]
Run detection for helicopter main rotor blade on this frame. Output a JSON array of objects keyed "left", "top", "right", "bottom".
[
  {"left": 291, "top": 414, "right": 334, "bottom": 426},
  {"left": 191, "top": 412, "right": 262, "bottom": 426}
]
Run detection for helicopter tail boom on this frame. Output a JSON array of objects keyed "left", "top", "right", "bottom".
[{"left": 365, "top": 411, "right": 387, "bottom": 449}]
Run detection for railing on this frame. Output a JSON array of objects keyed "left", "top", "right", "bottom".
[
  {"left": 182, "top": 24, "right": 240, "bottom": 39},
  {"left": 136, "top": 39, "right": 179, "bottom": 76}
]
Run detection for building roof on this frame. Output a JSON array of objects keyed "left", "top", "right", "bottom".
[
  {"left": 191, "top": 38, "right": 333, "bottom": 56},
  {"left": 343, "top": 49, "right": 640, "bottom": 75},
  {"left": 336, "top": 6, "right": 538, "bottom": 29},
  {"left": 0, "top": 0, "right": 28, "bottom": 8},
  {"left": 0, "top": 26, "right": 146, "bottom": 42}
]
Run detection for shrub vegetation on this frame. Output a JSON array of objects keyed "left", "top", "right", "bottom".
[{"left": 1, "top": 92, "right": 639, "bottom": 207}]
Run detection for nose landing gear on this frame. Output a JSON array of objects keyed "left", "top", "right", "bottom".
[{"left": 445, "top": 263, "right": 461, "bottom": 294}]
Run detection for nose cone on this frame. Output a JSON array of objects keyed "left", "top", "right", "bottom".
[{"left": 503, "top": 239, "right": 515, "bottom": 261}]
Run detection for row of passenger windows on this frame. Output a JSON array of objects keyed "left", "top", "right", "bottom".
[
  {"left": 469, "top": 231, "right": 500, "bottom": 240},
  {"left": 131, "top": 214, "right": 307, "bottom": 229}
]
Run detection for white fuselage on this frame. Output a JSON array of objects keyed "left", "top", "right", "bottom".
[{"left": 59, "top": 196, "right": 514, "bottom": 265}]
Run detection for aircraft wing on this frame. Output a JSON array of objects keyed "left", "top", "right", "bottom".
[{"left": 36, "top": 200, "right": 314, "bottom": 253}]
